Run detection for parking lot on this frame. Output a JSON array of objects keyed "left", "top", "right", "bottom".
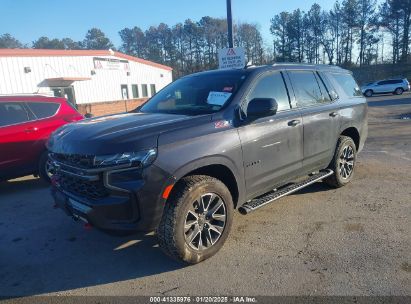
[{"left": 0, "top": 94, "right": 410, "bottom": 298}]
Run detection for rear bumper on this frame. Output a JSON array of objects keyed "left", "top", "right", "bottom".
[{"left": 51, "top": 164, "right": 174, "bottom": 233}]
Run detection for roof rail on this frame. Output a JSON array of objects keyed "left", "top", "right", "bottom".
[{"left": 271, "top": 62, "right": 344, "bottom": 70}]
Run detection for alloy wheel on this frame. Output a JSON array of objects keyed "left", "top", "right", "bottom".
[
  {"left": 184, "top": 193, "right": 226, "bottom": 250},
  {"left": 339, "top": 145, "right": 354, "bottom": 179}
]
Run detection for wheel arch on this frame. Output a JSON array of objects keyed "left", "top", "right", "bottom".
[
  {"left": 341, "top": 127, "right": 360, "bottom": 150},
  {"left": 170, "top": 158, "right": 243, "bottom": 209}
]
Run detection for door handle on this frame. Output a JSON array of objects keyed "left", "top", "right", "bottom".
[
  {"left": 24, "top": 127, "right": 38, "bottom": 133},
  {"left": 329, "top": 112, "right": 339, "bottom": 117},
  {"left": 288, "top": 119, "right": 301, "bottom": 127}
]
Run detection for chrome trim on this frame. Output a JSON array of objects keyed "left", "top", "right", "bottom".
[
  {"left": 49, "top": 154, "right": 132, "bottom": 174},
  {"left": 58, "top": 168, "right": 99, "bottom": 181}
]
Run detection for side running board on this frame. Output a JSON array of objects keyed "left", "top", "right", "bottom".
[{"left": 238, "top": 169, "right": 334, "bottom": 215}]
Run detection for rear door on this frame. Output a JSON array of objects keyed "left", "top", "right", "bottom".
[
  {"left": 287, "top": 70, "right": 341, "bottom": 173},
  {"left": 238, "top": 71, "right": 303, "bottom": 199},
  {"left": 0, "top": 102, "right": 39, "bottom": 177},
  {"left": 375, "top": 80, "right": 390, "bottom": 93},
  {"left": 25, "top": 101, "right": 63, "bottom": 144}
]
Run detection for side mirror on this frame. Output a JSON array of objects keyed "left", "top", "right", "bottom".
[
  {"left": 84, "top": 113, "right": 94, "bottom": 119},
  {"left": 247, "top": 98, "right": 278, "bottom": 120}
]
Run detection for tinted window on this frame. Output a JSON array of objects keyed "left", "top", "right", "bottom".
[
  {"left": 150, "top": 84, "right": 156, "bottom": 96},
  {"left": 316, "top": 73, "right": 331, "bottom": 102},
  {"left": 0, "top": 102, "right": 29, "bottom": 127},
  {"left": 132, "top": 84, "right": 139, "bottom": 98},
  {"left": 27, "top": 102, "right": 59, "bottom": 119},
  {"left": 329, "top": 73, "right": 362, "bottom": 97},
  {"left": 140, "top": 72, "right": 247, "bottom": 116},
  {"left": 318, "top": 72, "right": 338, "bottom": 100},
  {"left": 142, "top": 84, "right": 148, "bottom": 97},
  {"left": 247, "top": 72, "right": 290, "bottom": 111},
  {"left": 288, "top": 71, "right": 324, "bottom": 106},
  {"left": 378, "top": 81, "right": 388, "bottom": 85}
]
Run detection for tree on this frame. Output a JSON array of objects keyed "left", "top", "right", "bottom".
[
  {"left": 32, "top": 36, "right": 65, "bottom": 49},
  {"left": 82, "top": 28, "right": 113, "bottom": 50},
  {"left": 270, "top": 12, "right": 291, "bottom": 62},
  {"left": 61, "top": 38, "right": 82, "bottom": 50},
  {"left": 0, "top": 33, "right": 23, "bottom": 48},
  {"left": 357, "top": 0, "right": 378, "bottom": 66},
  {"left": 118, "top": 26, "right": 146, "bottom": 57}
]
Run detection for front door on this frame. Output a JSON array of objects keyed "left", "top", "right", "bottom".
[{"left": 238, "top": 71, "right": 303, "bottom": 200}]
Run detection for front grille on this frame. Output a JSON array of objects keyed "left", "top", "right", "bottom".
[
  {"left": 52, "top": 153, "right": 95, "bottom": 169},
  {"left": 57, "top": 173, "right": 109, "bottom": 200},
  {"left": 50, "top": 153, "right": 109, "bottom": 200}
]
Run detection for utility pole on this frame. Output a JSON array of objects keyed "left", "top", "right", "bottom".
[{"left": 226, "top": 0, "right": 234, "bottom": 48}]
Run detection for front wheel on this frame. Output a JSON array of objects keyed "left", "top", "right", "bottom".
[
  {"left": 157, "top": 175, "right": 233, "bottom": 264},
  {"left": 38, "top": 151, "right": 53, "bottom": 183},
  {"left": 364, "top": 90, "right": 373, "bottom": 97},
  {"left": 324, "top": 136, "right": 357, "bottom": 188}
]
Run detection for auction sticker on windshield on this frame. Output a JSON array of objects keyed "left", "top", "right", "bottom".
[{"left": 207, "top": 91, "right": 232, "bottom": 106}]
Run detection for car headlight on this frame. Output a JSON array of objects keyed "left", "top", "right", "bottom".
[{"left": 93, "top": 149, "right": 157, "bottom": 168}]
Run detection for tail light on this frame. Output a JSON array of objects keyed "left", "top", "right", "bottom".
[{"left": 63, "top": 114, "right": 84, "bottom": 122}]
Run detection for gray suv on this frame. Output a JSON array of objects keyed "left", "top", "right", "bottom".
[
  {"left": 48, "top": 64, "right": 367, "bottom": 264},
  {"left": 361, "top": 78, "right": 410, "bottom": 97}
]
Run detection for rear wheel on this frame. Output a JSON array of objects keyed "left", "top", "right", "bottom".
[
  {"left": 157, "top": 175, "right": 233, "bottom": 264},
  {"left": 324, "top": 136, "right": 357, "bottom": 188},
  {"left": 38, "top": 151, "right": 52, "bottom": 183},
  {"left": 394, "top": 87, "right": 404, "bottom": 95},
  {"left": 364, "top": 89, "right": 373, "bottom": 97}
]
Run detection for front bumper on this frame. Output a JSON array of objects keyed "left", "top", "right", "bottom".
[{"left": 51, "top": 162, "right": 174, "bottom": 233}]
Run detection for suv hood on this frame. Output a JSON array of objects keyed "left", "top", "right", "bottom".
[{"left": 48, "top": 112, "right": 203, "bottom": 155}]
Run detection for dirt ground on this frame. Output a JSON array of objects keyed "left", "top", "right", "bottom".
[{"left": 0, "top": 94, "right": 410, "bottom": 299}]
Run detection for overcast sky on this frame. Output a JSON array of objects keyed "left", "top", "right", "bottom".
[{"left": 1, "top": 0, "right": 338, "bottom": 48}]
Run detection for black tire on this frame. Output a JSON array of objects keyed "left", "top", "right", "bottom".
[
  {"left": 324, "top": 136, "right": 357, "bottom": 188},
  {"left": 157, "top": 175, "right": 233, "bottom": 264},
  {"left": 38, "top": 151, "right": 52, "bottom": 183},
  {"left": 364, "top": 89, "right": 373, "bottom": 97},
  {"left": 394, "top": 87, "right": 404, "bottom": 95}
]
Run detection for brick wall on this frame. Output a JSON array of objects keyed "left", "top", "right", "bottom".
[{"left": 77, "top": 98, "right": 149, "bottom": 117}]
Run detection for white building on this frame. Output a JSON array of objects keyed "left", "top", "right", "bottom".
[{"left": 0, "top": 49, "right": 173, "bottom": 115}]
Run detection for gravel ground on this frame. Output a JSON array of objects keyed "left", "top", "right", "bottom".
[{"left": 0, "top": 95, "right": 410, "bottom": 299}]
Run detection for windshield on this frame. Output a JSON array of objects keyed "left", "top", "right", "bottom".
[{"left": 140, "top": 72, "right": 248, "bottom": 115}]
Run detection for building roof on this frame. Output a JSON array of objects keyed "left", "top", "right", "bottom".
[{"left": 0, "top": 49, "right": 173, "bottom": 71}]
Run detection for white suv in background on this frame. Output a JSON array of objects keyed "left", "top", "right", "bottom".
[{"left": 361, "top": 78, "right": 410, "bottom": 97}]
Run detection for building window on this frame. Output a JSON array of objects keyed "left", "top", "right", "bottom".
[
  {"left": 132, "top": 84, "right": 139, "bottom": 98},
  {"left": 142, "top": 84, "right": 148, "bottom": 97},
  {"left": 150, "top": 84, "right": 156, "bottom": 96},
  {"left": 121, "top": 85, "right": 129, "bottom": 100}
]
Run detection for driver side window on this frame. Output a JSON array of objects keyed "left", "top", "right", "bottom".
[{"left": 247, "top": 72, "right": 291, "bottom": 112}]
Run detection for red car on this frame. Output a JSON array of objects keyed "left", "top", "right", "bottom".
[{"left": 0, "top": 95, "right": 83, "bottom": 182}]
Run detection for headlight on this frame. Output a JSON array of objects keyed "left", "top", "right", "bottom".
[{"left": 93, "top": 149, "right": 157, "bottom": 168}]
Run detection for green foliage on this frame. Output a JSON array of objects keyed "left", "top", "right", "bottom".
[
  {"left": 82, "top": 28, "right": 114, "bottom": 50},
  {"left": 0, "top": 33, "right": 23, "bottom": 48}
]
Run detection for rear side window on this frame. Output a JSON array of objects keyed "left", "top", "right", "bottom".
[
  {"left": 27, "top": 102, "right": 60, "bottom": 119},
  {"left": 329, "top": 73, "right": 362, "bottom": 97},
  {"left": 247, "top": 72, "right": 291, "bottom": 112},
  {"left": 0, "top": 102, "right": 30, "bottom": 127},
  {"left": 288, "top": 71, "right": 325, "bottom": 107}
]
